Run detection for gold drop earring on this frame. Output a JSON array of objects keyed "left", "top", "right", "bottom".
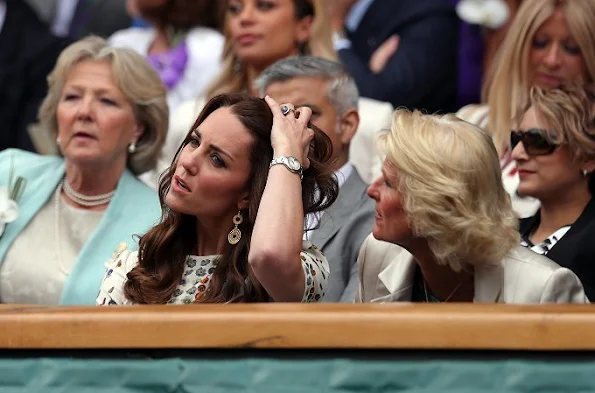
[{"left": 228, "top": 211, "right": 243, "bottom": 245}]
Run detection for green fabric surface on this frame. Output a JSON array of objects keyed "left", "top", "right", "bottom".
[{"left": 0, "top": 358, "right": 594, "bottom": 392}]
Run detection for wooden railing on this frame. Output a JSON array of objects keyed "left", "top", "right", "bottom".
[{"left": 2, "top": 304, "right": 595, "bottom": 351}]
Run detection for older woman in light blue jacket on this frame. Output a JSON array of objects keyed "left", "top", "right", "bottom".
[{"left": 0, "top": 37, "right": 167, "bottom": 305}]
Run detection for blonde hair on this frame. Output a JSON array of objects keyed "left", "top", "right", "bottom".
[
  {"left": 483, "top": 0, "right": 595, "bottom": 156},
  {"left": 38, "top": 36, "right": 169, "bottom": 175},
  {"left": 527, "top": 84, "right": 595, "bottom": 164},
  {"left": 380, "top": 109, "right": 520, "bottom": 272},
  {"left": 205, "top": 0, "right": 336, "bottom": 99}
]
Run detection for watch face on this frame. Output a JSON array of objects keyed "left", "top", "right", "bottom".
[{"left": 287, "top": 157, "right": 301, "bottom": 171}]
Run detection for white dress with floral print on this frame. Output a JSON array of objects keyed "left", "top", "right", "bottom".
[{"left": 96, "top": 241, "right": 329, "bottom": 305}]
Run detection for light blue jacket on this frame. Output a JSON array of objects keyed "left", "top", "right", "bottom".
[{"left": 0, "top": 149, "right": 161, "bottom": 305}]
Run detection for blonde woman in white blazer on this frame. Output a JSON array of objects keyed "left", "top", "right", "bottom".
[{"left": 356, "top": 109, "right": 588, "bottom": 304}]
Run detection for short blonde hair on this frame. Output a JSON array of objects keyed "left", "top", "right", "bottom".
[
  {"left": 206, "top": 0, "right": 336, "bottom": 99},
  {"left": 380, "top": 109, "right": 520, "bottom": 271},
  {"left": 38, "top": 36, "right": 169, "bottom": 175},
  {"left": 484, "top": 0, "right": 595, "bottom": 155},
  {"left": 527, "top": 85, "right": 595, "bottom": 160}
]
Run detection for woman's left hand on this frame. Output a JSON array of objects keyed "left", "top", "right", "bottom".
[{"left": 264, "top": 96, "right": 314, "bottom": 169}]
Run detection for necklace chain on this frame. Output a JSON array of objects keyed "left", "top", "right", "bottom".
[
  {"left": 62, "top": 179, "right": 115, "bottom": 206},
  {"left": 423, "top": 277, "right": 466, "bottom": 303}
]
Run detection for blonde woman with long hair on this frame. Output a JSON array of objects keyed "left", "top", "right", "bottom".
[
  {"left": 356, "top": 109, "right": 588, "bottom": 304},
  {"left": 457, "top": 0, "right": 595, "bottom": 217}
]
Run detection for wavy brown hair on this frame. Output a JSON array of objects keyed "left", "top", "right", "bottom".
[{"left": 124, "top": 93, "right": 338, "bottom": 304}]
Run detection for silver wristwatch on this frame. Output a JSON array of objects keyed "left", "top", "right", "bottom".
[{"left": 269, "top": 156, "right": 303, "bottom": 179}]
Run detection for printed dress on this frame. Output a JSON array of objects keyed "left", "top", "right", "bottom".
[{"left": 96, "top": 241, "right": 329, "bottom": 304}]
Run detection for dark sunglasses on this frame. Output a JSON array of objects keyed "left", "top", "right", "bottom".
[{"left": 510, "top": 128, "right": 558, "bottom": 156}]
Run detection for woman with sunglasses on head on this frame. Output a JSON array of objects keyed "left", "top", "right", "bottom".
[{"left": 512, "top": 84, "right": 595, "bottom": 300}]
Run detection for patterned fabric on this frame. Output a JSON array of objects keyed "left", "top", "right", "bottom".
[
  {"left": 520, "top": 226, "right": 571, "bottom": 256},
  {"left": 147, "top": 40, "right": 189, "bottom": 90},
  {"left": 96, "top": 241, "right": 329, "bottom": 305}
]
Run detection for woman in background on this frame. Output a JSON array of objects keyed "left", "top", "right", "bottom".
[
  {"left": 513, "top": 84, "right": 595, "bottom": 300},
  {"left": 457, "top": 0, "right": 595, "bottom": 217},
  {"left": 110, "top": 0, "right": 225, "bottom": 111}
]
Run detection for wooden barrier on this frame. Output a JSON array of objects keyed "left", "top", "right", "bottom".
[{"left": 1, "top": 303, "right": 595, "bottom": 350}]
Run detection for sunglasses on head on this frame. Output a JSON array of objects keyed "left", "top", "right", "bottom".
[{"left": 510, "top": 128, "right": 558, "bottom": 156}]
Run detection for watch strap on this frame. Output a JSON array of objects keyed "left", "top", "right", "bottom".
[{"left": 269, "top": 156, "right": 303, "bottom": 179}]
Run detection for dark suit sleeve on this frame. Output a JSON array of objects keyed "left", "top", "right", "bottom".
[{"left": 338, "top": 10, "right": 458, "bottom": 109}]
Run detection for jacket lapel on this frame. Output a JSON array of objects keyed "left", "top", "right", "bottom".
[
  {"left": 375, "top": 248, "right": 417, "bottom": 302},
  {"left": 0, "top": 157, "right": 64, "bottom": 263},
  {"left": 373, "top": 245, "right": 506, "bottom": 303},
  {"left": 60, "top": 169, "right": 145, "bottom": 305},
  {"left": 544, "top": 198, "right": 595, "bottom": 266}
]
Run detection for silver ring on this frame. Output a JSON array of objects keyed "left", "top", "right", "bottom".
[{"left": 281, "top": 105, "right": 294, "bottom": 116}]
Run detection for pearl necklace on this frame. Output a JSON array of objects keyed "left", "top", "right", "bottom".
[
  {"left": 54, "top": 181, "right": 111, "bottom": 274},
  {"left": 62, "top": 179, "right": 115, "bottom": 207}
]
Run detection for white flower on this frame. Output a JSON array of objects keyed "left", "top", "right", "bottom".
[
  {"left": 456, "top": 0, "right": 510, "bottom": 29},
  {"left": 0, "top": 186, "right": 19, "bottom": 238}
]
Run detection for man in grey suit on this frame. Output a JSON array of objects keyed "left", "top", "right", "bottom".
[{"left": 255, "top": 56, "right": 375, "bottom": 302}]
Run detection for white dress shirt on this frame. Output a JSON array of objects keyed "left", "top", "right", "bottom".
[
  {"left": 51, "top": 0, "right": 79, "bottom": 37},
  {"left": 333, "top": 0, "right": 376, "bottom": 51}
]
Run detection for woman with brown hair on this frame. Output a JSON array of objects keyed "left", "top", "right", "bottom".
[
  {"left": 206, "top": 0, "right": 335, "bottom": 98},
  {"left": 97, "top": 94, "right": 339, "bottom": 304},
  {"left": 110, "top": 0, "right": 225, "bottom": 111}
]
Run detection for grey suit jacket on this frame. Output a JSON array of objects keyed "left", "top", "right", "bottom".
[
  {"left": 356, "top": 235, "right": 589, "bottom": 304},
  {"left": 309, "top": 169, "right": 375, "bottom": 302}
]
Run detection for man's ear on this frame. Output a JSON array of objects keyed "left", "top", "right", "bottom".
[{"left": 339, "top": 108, "right": 359, "bottom": 145}]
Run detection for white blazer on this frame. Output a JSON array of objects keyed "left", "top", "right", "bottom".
[
  {"left": 356, "top": 234, "right": 589, "bottom": 304},
  {"left": 139, "top": 96, "right": 393, "bottom": 189}
]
